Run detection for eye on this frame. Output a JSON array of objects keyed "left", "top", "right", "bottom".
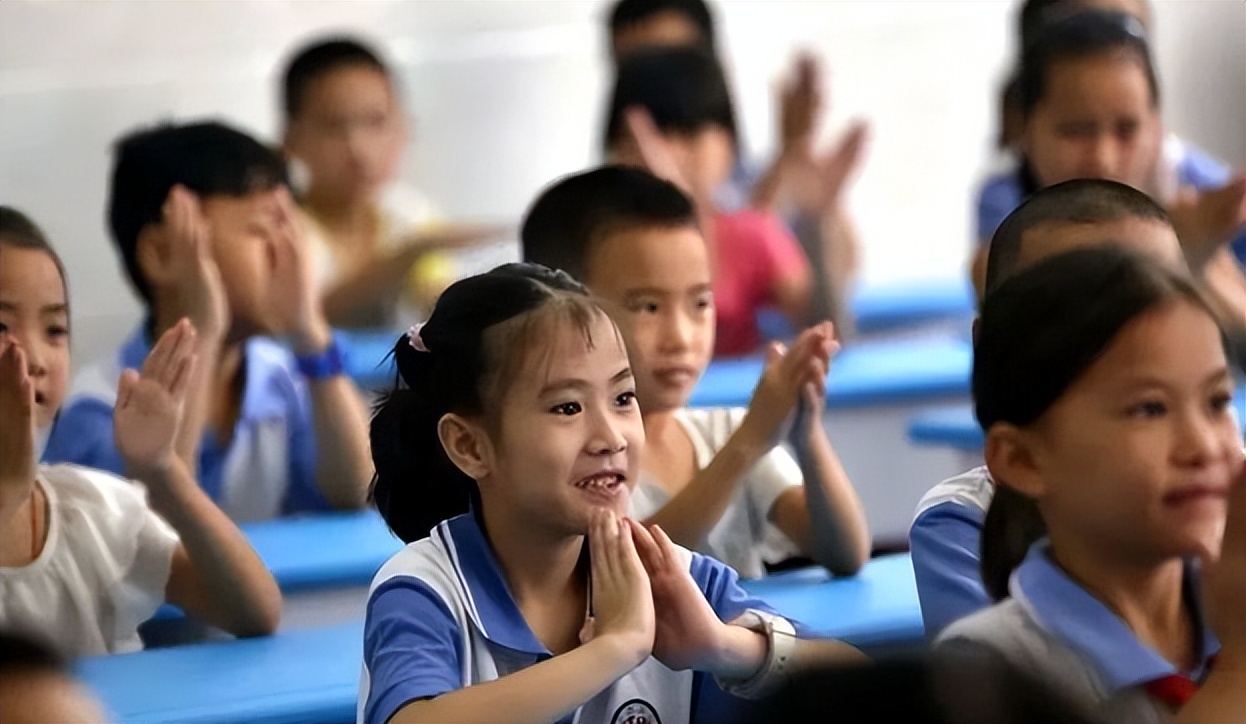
[
  {"left": 694, "top": 294, "right": 713, "bottom": 311},
  {"left": 0, "top": 321, "right": 8, "bottom": 335},
  {"left": 1209, "top": 391, "right": 1233, "bottom": 414},
  {"left": 550, "top": 402, "right": 582, "bottom": 416},
  {"left": 1127, "top": 400, "right": 1167, "bottom": 418},
  {"left": 1115, "top": 120, "right": 1139, "bottom": 141},
  {"left": 615, "top": 390, "right": 637, "bottom": 408},
  {"left": 47, "top": 324, "right": 69, "bottom": 341}
]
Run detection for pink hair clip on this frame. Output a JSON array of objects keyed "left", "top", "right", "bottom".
[{"left": 407, "top": 323, "right": 429, "bottom": 353}]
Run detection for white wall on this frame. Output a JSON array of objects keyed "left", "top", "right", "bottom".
[{"left": 1, "top": 0, "right": 1242, "bottom": 367}]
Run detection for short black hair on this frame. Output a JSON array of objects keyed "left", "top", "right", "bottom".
[
  {"left": 985, "top": 178, "right": 1170, "bottom": 294},
  {"left": 607, "top": 0, "right": 716, "bottom": 50},
  {"left": 107, "top": 120, "right": 287, "bottom": 306},
  {"left": 0, "top": 206, "right": 69, "bottom": 308},
  {"left": 0, "top": 631, "right": 67, "bottom": 676},
  {"left": 282, "top": 36, "right": 391, "bottom": 120},
  {"left": 603, "top": 46, "right": 737, "bottom": 152},
  {"left": 520, "top": 165, "right": 696, "bottom": 282},
  {"left": 1019, "top": 9, "right": 1158, "bottom": 119}
]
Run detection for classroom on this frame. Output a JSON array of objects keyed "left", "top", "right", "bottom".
[{"left": 1, "top": 1, "right": 1244, "bottom": 723}]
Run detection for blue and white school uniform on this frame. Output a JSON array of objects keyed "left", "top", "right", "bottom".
[
  {"left": 937, "top": 541, "right": 1220, "bottom": 724},
  {"left": 360, "top": 513, "right": 797, "bottom": 724},
  {"left": 43, "top": 325, "right": 328, "bottom": 521},
  {"left": 908, "top": 466, "right": 994, "bottom": 638}
]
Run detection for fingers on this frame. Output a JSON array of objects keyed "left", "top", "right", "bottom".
[
  {"left": 143, "top": 318, "right": 197, "bottom": 390},
  {"left": 628, "top": 518, "right": 663, "bottom": 575},
  {"left": 116, "top": 368, "right": 139, "bottom": 410}
]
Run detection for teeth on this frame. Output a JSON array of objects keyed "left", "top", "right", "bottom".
[{"left": 579, "top": 475, "right": 618, "bottom": 489}]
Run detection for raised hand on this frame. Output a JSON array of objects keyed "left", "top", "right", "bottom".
[
  {"left": 790, "top": 322, "right": 838, "bottom": 441},
  {"left": 0, "top": 342, "right": 36, "bottom": 491},
  {"left": 742, "top": 321, "right": 837, "bottom": 445},
  {"left": 114, "top": 319, "right": 196, "bottom": 476},
  {"left": 155, "top": 186, "right": 229, "bottom": 339},
  {"left": 778, "top": 53, "right": 821, "bottom": 158},
  {"left": 587, "top": 508, "right": 655, "bottom": 666},
  {"left": 783, "top": 121, "right": 870, "bottom": 220},
  {"left": 268, "top": 187, "right": 332, "bottom": 353},
  {"left": 622, "top": 106, "right": 699, "bottom": 201},
  {"left": 1169, "top": 176, "right": 1246, "bottom": 271}
]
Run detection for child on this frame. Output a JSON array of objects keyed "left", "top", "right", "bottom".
[
  {"left": 911, "top": 178, "right": 1187, "bottom": 637},
  {"left": 281, "top": 36, "right": 503, "bottom": 329},
  {"left": 938, "top": 246, "right": 1245, "bottom": 723},
  {"left": 970, "top": 9, "right": 1246, "bottom": 298},
  {"left": 360, "top": 263, "right": 863, "bottom": 724},
  {"left": 604, "top": 46, "right": 860, "bottom": 354},
  {"left": 522, "top": 166, "right": 870, "bottom": 579},
  {"left": 0, "top": 207, "right": 281, "bottom": 656},
  {"left": 42, "top": 121, "right": 373, "bottom": 521}
]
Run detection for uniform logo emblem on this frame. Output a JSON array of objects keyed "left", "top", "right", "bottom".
[{"left": 610, "top": 698, "right": 661, "bottom": 724}]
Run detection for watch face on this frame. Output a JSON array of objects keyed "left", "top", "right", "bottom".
[{"left": 611, "top": 699, "right": 662, "bottom": 724}]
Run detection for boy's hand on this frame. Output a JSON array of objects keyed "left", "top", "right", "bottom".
[
  {"left": 623, "top": 106, "right": 700, "bottom": 202},
  {"left": 115, "top": 319, "right": 196, "bottom": 476},
  {"left": 1169, "top": 176, "right": 1246, "bottom": 271},
  {"left": 741, "top": 321, "right": 836, "bottom": 447},
  {"left": 1201, "top": 458, "right": 1246, "bottom": 666},
  {"left": 790, "top": 324, "right": 838, "bottom": 443},
  {"left": 0, "top": 342, "right": 36, "bottom": 490},
  {"left": 269, "top": 188, "right": 332, "bottom": 353},
  {"left": 783, "top": 121, "right": 870, "bottom": 220},
  {"left": 157, "top": 186, "right": 229, "bottom": 340},
  {"left": 778, "top": 53, "right": 821, "bottom": 159},
  {"left": 588, "top": 509, "right": 655, "bottom": 667},
  {"left": 628, "top": 519, "right": 733, "bottom": 672}
]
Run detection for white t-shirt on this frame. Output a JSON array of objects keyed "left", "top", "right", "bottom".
[
  {"left": 629, "top": 407, "right": 800, "bottom": 579},
  {"left": 0, "top": 464, "right": 179, "bottom": 656}
]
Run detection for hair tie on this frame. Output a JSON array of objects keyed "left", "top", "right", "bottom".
[{"left": 407, "top": 323, "right": 430, "bottom": 353}]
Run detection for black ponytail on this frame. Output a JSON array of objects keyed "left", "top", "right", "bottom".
[
  {"left": 369, "top": 263, "right": 594, "bottom": 542},
  {"left": 974, "top": 246, "right": 1216, "bottom": 598}
]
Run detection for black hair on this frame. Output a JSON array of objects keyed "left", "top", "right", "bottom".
[
  {"left": 107, "top": 121, "right": 288, "bottom": 306},
  {"left": 282, "top": 36, "right": 391, "bottom": 120},
  {"left": 607, "top": 0, "right": 715, "bottom": 52},
  {"left": 740, "top": 654, "right": 1102, "bottom": 724},
  {"left": 520, "top": 165, "right": 697, "bottom": 282},
  {"left": 974, "top": 246, "right": 1219, "bottom": 599},
  {"left": 1019, "top": 0, "right": 1152, "bottom": 53},
  {"left": 985, "top": 178, "right": 1171, "bottom": 295},
  {"left": 0, "top": 630, "right": 67, "bottom": 676},
  {"left": 0, "top": 207, "right": 69, "bottom": 308},
  {"left": 370, "top": 263, "right": 606, "bottom": 543},
  {"left": 603, "top": 46, "right": 738, "bottom": 152},
  {"left": 1019, "top": 9, "right": 1158, "bottom": 120}
]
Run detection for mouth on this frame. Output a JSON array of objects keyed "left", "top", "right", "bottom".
[
  {"left": 652, "top": 365, "right": 699, "bottom": 387},
  {"left": 1163, "top": 485, "right": 1230, "bottom": 506},
  {"left": 34, "top": 391, "right": 46, "bottom": 406}
]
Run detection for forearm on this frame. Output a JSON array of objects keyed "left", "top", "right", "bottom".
[
  {"left": 748, "top": 153, "right": 792, "bottom": 214},
  {"left": 322, "top": 245, "right": 424, "bottom": 328},
  {"left": 391, "top": 637, "right": 641, "bottom": 724},
  {"left": 791, "top": 212, "right": 852, "bottom": 335},
  {"left": 307, "top": 376, "right": 373, "bottom": 509},
  {"left": 135, "top": 459, "right": 281, "bottom": 636},
  {"left": 1175, "top": 661, "right": 1246, "bottom": 724},
  {"left": 643, "top": 423, "right": 770, "bottom": 548},
  {"left": 789, "top": 431, "right": 871, "bottom": 575}
]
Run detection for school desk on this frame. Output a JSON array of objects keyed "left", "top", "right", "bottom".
[
  {"left": 79, "top": 620, "right": 363, "bottom": 724},
  {"left": 741, "top": 553, "right": 923, "bottom": 650},
  {"left": 149, "top": 510, "right": 403, "bottom": 632},
  {"left": 849, "top": 277, "right": 975, "bottom": 335}
]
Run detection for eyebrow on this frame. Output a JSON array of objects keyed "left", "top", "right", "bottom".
[
  {"left": 1116, "top": 367, "right": 1231, "bottom": 392},
  {"left": 623, "top": 284, "right": 712, "bottom": 298},
  {"left": 538, "top": 367, "right": 633, "bottom": 396},
  {"left": 0, "top": 301, "right": 69, "bottom": 314}
]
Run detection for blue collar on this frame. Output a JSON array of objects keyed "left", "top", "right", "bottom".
[
  {"left": 435, "top": 514, "right": 568, "bottom": 656},
  {"left": 120, "top": 324, "right": 294, "bottom": 421},
  {"left": 1011, "top": 541, "right": 1219, "bottom": 692}
]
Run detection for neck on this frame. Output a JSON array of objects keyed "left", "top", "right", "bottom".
[
  {"left": 1048, "top": 530, "right": 1194, "bottom": 668},
  {"left": 481, "top": 504, "right": 585, "bottom": 604},
  {"left": 0, "top": 477, "right": 35, "bottom": 529},
  {"left": 641, "top": 406, "right": 680, "bottom": 437},
  {"left": 302, "top": 185, "right": 376, "bottom": 232}
]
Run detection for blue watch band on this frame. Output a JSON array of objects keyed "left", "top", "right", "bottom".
[{"left": 296, "top": 338, "right": 346, "bottom": 379}]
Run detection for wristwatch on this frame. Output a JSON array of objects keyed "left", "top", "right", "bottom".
[{"left": 295, "top": 337, "right": 346, "bottom": 379}]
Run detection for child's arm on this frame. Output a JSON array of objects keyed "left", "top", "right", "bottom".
[
  {"left": 390, "top": 510, "right": 654, "bottom": 724},
  {"left": 770, "top": 365, "right": 871, "bottom": 576},
  {"left": 115, "top": 320, "right": 281, "bottom": 636},
  {"left": 271, "top": 190, "right": 372, "bottom": 510},
  {"left": 1178, "top": 459, "right": 1246, "bottom": 724},
  {"left": 642, "top": 326, "right": 830, "bottom": 548},
  {"left": 629, "top": 519, "right": 865, "bottom": 689},
  {"left": 320, "top": 225, "right": 505, "bottom": 329},
  {"left": 1168, "top": 174, "right": 1246, "bottom": 274}
]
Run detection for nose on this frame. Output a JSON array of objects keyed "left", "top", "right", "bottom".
[
  {"left": 587, "top": 406, "right": 628, "bottom": 456},
  {"left": 660, "top": 308, "right": 693, "bottom": 353},
  {"left": 1174, "top": 408, "right": 1229, "bottom": 467},
  {"left": 1082, "top": 134, "right": 1120, "bottom": 180},
  {"left": 10, "top": 328, "right": 46, "bottom": 378}
]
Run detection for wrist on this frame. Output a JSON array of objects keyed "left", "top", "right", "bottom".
[
  {"left": 292, "top": 318, "right": 333, "bottom": 355},
  {"left": 589, "top": 631, "right": 650, "bottom": 673},
  {"left": 295, "top": 335, "right": 346, "bottom": 380}
]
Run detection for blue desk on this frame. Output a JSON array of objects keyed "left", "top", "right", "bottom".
[
  {"left": 850, "top": 278, "right": 974, "bottom": 334},
  {"left": 741, "top": 554, "right": 922, "bottom": 648},
  {"left": 690, "top": 336, "right": 971, "bottom": 410},
  {"left": 80, "top": 620, "right": 363, "bottom": 724}
]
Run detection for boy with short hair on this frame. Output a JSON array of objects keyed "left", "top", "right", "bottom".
[
  {"left": 281, "top": 36, "right": 501, "bottom": 329},
  {"left": 43, "top": 121, "right": 372, "bottom": 521},
  {"left": 522, "top": 164, "right": 870, "bottom": 579},
  {"left": 910, "top": 178, "right": 1196, "bottom": 638}
]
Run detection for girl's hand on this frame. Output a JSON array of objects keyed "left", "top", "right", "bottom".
[
  {"left": 742, "top": 322, "right": 836, "bottom": 446},
  {"left": 628, "top": 519, "right": 732, "bottom": 672},
  {"left": 159, "top": 185, "right": 229, "bottom": 340},
  {"left": 0, "top": 342, "right": 36, "bottom": 490},
  {"left": 588, "top": 508, "right": 655, "bottom": 667},
  {"left": 1169, "top": 176, "right": 1246, "bottom": 271},
  {"left": 114, "top": 319, "right": 196, "bottom": 476},
  {"left": 1202, "top": 459, "right": 1246, "bottom": 665},
  {"left": 269, "top": 188, "right": 332, "bottom": 354}
]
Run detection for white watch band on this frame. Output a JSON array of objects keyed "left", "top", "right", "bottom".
[{"left": 717, "top": 612, "right": 798, "bottom": 700}]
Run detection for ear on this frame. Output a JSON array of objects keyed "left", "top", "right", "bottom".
[
  {"left": 136, "top": 223, "right": 172, "bottom": 288},
  {"left": 437, "top": 412, "right": 492, "bottom": 481},
  {"left": 983, "top": 422, "right": 1049, "bottom": 499}
]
